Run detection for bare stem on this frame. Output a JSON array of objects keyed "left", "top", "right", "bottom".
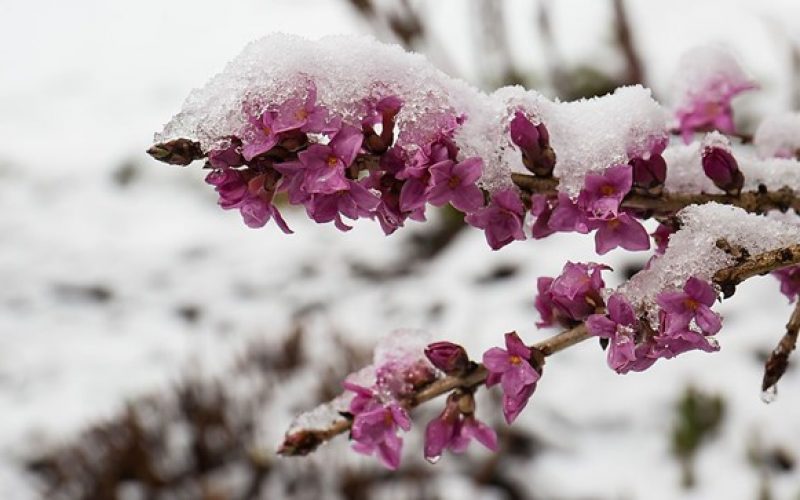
[{"left": 762, "top": 300, "right": 800, "bottom": 392}]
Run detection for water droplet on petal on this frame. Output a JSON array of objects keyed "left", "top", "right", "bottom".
[
  {"left": 761, "top": 384, "right": 777, "bottom": 404},
  {"left": 425, "top": 454, "right": 441, "bottom": 464}
]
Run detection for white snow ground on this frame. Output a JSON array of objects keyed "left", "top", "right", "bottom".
[{"left": 1, "top": 0, "right": 799, "bottom": 498}]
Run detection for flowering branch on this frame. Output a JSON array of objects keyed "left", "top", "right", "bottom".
[
  {"left": 277, "top": 324, "right": 586, "bottom": 457},
  {"left": 279, "top": 244, "right": 800, "bottom": 457}
]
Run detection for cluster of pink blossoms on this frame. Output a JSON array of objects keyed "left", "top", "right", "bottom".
[
  {"left": 342, "top": 342, "right": 500, "bottom": 469},
  {"left": 584, "top": 277, "right": 721, "bottom": 373},
  {"left": 526, "top": 141, "right": 664, "bottom": 255},
  {"left": 203, "top": 83, "right": 493, "bottom": 237}
]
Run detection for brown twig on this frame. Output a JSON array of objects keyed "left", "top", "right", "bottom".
[
  {"left": 762, "top": 300, "right": 800, "bottom": 392},
  {"left": 279, "top": 243, "right": 800, "bottom": 457},
  {"left": 511, "top": 172, "right": 800, "bottom": 217}
]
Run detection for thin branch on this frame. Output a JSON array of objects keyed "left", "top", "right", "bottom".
[
  {"left": 762, "top": 300, "right": 800, "bottom": 392},
  {"left": 278, "top": 323, "right": 588, "bottom": 456},
  {"left": 511, "top": 172, "right": 800, "bottom": 216},
  {"left": 279, "top": 245, "right": 800, "bottom": 456}
]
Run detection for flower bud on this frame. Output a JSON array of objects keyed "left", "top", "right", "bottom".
[
  {"left": 509, "top": 111, "right": 556, "bottom": 177},
  {"left": 424, "top": 341, "right": 470, "bottom": 375},
  {"left": 629, "top": 154, "right": 666, "bottom": 191},
  {"left": 702, "top": 146, "right": 743, "bottom": 195}
]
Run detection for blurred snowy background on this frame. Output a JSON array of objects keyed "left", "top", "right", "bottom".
[{"left": 1, "top": 0, "right": 800, "bottom": 498}]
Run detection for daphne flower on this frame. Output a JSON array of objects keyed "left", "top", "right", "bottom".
[
  {"left": 654, "top": 313, "right": 720, "bottom": 358},
  {"left": 530, "top": 195, "right": 556, "bottom": 239},
  {"left": 342, "top": 380, "right": 378, "bottom": 415},
  {"left": 305, "top": 180, "right": 380, "bottom": 231},
  {"left": 483, "top": 332, "right": 540, "bottom": 423},
  {"left": 424, "top": 395, "right": 497, "bottom": 461},
  {"left": 207, "top": 139, "right": 244, "bottom": 169},
  {"left": 651, "top": 223, "right": 674, "bottom": 255},
  {"left": 656, "top": 277, "right": 721, "bottom": 335},
  {"left": 586, "top": 294, "right": 639, "bottom": 373},
  {"left": 272, "top": 84, "right": 330, "bottom": 134},
  {"left": 242, "top": 110, "right": 280, "bottom": 161},
  {"left": 773, "top": 265, "right": 800, "bottom": 302},
  {"left": 674, "top": 46, "right": 757, "bottom": 142},
  {"left": 592, "top": 213, "right": 650, "bottom": 254},
  {"left": 351, "top": 402, "right": 411, "bottom": 470},
  {"left": 547, "top": 193, "right": 591, "bottom": 234},
  {"left": 205, "top": 169, "right": 248, "bottom": 208},
  {"left": 205, "top": 169, "right": 292, "bottom": 233},
  {"left": 465, "top": 189, "right": 526, "bottom": 250},
  {"left": 294, "top": 125, "right": 363, "bottom": 194},
  {"left": 547, "top": 262, "right": 608, "bottom": 321},
  {"left": 427, "top": 157, "right": 484, "bottom": 213},
  {"left": 579, "top": 164, "right": 632, "bottom": 219}
]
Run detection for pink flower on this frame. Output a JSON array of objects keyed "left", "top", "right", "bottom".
[
  {"left": 342, "top": 380, "right": 378, "bottom": 415},
  {"left": 535, "top": 262, "right": 609, "bottom": 328},
  {"left": 548, "top": 193, "right": 591, "bottom": 234},
  {"left": 676, "top": 78, "right": 756, "bottom": 143},
  {"left": 208, "top": 139, "right": 244, "bottom": 169},
  {"left": 350, "top": 402, "right": 411, "bottom": 470},
  {"left": 534, "top": 276, "right": 558, "bottom": 327},
  {"left": 773, "top": 265, "right": 800, "bottom": 302},
  {"left": 530, "top": 195, "right": 556, "bottom": 239},
  {"left": 427, "top": 157, "right": 484, "bottom": 213},
  {"left": 205, "top": 169, "right": 292, "bottom": 233},
  {"left": 272, "top": 83, "right": 330, "bottom": 134},
  {"left": 465, "top": 189, "right": 526, "bottom": 250},
  {"left": 483, "top": 332, "right": 540, "bottom": 423},
  {"left": 579, "top": 164, "right": 632, "bottom": 220},
  {"left": 205, "top": 169, "right": 248, "bottom": 208},
  {"left": 592, "top": 213, "right": 650, "bottom": 254},
  {"left": 304, "top": 179, "right": 380, "bottom": 231},
  {"left": 656, "top": 277, "right": 721, "bottom": 335},
  {"left": 654, "top": 312, "right": 719, "bottom": 358},
  {"left": 242, "top": 110, "right": 280, "bottom": 161},
  {"left": 294, "top": 125, "right": 363, "bottom": 194},
  {"left": 651, "top": 223, "right": 674, "bottom": 255},
  {"left": 586, "top": 294, "right": 639, "bottom": 373},
  {"left": 424, "top": 395, "right": 497, "bottom": 462}
]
